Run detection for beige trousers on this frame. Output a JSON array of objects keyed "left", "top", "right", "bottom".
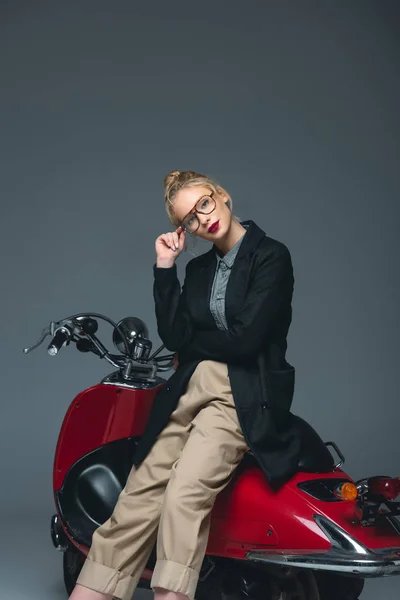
[{"left": 76, "top": 360, "right": 248, "bottom": 600}]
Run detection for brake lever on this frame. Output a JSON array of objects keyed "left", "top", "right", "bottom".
[{"left": 22, "top": 321, "right": 58, "bottom": 354}]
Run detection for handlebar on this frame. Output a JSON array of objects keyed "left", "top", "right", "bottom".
[{"left": 23, "top": 313, "right": 175, "bottom": 380}]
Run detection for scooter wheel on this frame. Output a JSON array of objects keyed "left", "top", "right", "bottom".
[{"left": 63, "top": 545, "right": 85, "bottom": 595}]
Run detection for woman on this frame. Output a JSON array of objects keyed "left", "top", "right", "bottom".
[{"left": 71, "top": 170, "right": 301, "bottom": 600}]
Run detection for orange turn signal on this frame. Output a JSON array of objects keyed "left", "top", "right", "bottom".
[{"left": 336, "top": 482, "right": 358, "bottom": 501}]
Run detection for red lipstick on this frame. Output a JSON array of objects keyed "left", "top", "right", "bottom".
[{"left": 208, "top": 220, "right": 219, "bottom": 233}]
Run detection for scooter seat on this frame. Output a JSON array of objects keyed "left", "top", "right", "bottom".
[{"left": 243, "top": 414, "right": 334, "bottom": 474}]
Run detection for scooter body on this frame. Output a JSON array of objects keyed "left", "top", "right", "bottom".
[{"left": 24, "top": 313, "right": 400, "bottom": 599}]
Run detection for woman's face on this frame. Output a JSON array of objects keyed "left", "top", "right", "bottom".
[{"left": 173, "top": 185, "right": 233, "bottom": 241}]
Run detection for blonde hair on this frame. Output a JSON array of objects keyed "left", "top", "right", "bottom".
[{"left": 164, "top": 170, "right": 219, "bottom": 227}]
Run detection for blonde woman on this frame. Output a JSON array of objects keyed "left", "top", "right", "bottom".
[{"left": 70, "top": 170, "right": 300, "bottom": 600}]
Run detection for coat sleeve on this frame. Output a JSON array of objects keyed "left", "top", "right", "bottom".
[
  {"left": 179, "top": 245, "right": 293, "bottom": 365},
  {"left": 153, "top": 262, "right": 194, "bottom": 351}
]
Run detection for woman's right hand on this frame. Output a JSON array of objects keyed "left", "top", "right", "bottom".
[{"left": 155, "top": 227, "right": 186, "bottom": 268}]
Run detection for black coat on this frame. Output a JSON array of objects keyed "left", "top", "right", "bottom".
[{"left": 133, "top": 220, "right": 301, "bottom": 485}]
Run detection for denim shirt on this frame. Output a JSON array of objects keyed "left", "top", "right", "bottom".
[{"left": 209, "top": 228, "right": 247, "bottom": 330}]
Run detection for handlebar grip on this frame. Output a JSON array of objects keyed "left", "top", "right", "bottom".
[{"left": 47, "top": 328, "right": 70, "bottom": 356}]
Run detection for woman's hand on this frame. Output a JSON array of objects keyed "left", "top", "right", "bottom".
[{"left": 155, "top": 226, "right": 186, "bottom": 268}]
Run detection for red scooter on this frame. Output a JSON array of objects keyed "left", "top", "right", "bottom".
[{"left": 24, "top": 313, "right": 400, "bottom": 600}]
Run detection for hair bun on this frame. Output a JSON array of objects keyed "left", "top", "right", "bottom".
[{"left": 164, "top": 170, "right": 181, "bottom": 192}]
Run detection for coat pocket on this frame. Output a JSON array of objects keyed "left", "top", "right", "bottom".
[
  {"left": 246, "top": 366, "right": 296, "bottom": 452},
  {"left": 262, "top": 365, "right": 295, "bottom": 413}
]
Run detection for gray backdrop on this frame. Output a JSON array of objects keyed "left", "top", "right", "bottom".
[{"left": 1, "top": 0, "right": 399, "bottom": 544}]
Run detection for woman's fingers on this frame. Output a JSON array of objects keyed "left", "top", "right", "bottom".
[
  {"left": 178, "top": 228, "right": 186, "bottom": 250},
  {"left": 157, "top": 228, "right": 185, "bottom": 254},
  {"left": 165, "top": 232, "right": 175, "bottom": 250}
]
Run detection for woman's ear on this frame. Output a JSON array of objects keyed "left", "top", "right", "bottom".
[
  {"left": 215, "top": 186, "right": 232, "bottom": 210},
  {"left": 216, "top": 185, "right": 230, "bottom": 200}
]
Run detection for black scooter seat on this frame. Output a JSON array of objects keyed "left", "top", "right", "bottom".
[
  {"left": 244, "top": 414, "right": 335, "bottom": 474},
  {"left": 292, "top": 414, "right": 334, "bottom": 472}
]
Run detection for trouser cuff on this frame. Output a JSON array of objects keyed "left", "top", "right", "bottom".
[
  {"left": 151, "top": 559, "right": 199, "bottom": 600},
  {"left": 76, "top": 558, "right": 138, "bottom": 600}
]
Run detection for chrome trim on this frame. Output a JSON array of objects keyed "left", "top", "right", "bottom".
[
  {"left": 325, "top": 441, "right": 345, "bottom": 469},
  {"left": 101, "top": 372, "right": 165, "bottom": 390},
  {"left": 314, "top": 515, "right": 368, "bottom": 555},
  {"left": 246, "top": 548, "right": 400, "bottom": 577},
  {"left": 356, "top": 478, "right": 369, "bottom": 496},
  {"left": 247, "top": 515, "right": 400, "bottom": 577}
]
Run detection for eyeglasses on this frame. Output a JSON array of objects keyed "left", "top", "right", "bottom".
[{"left": 180, "top": 192, "right": 216, "bottom": 233}]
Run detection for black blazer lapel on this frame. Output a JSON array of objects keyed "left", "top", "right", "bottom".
[{"left": 224, "top": 220, "right": 267, "bottom": 326}]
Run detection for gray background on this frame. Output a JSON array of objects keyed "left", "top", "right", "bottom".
[{"left": 0, "top": 1, "right": 399, "bottom": 598}]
